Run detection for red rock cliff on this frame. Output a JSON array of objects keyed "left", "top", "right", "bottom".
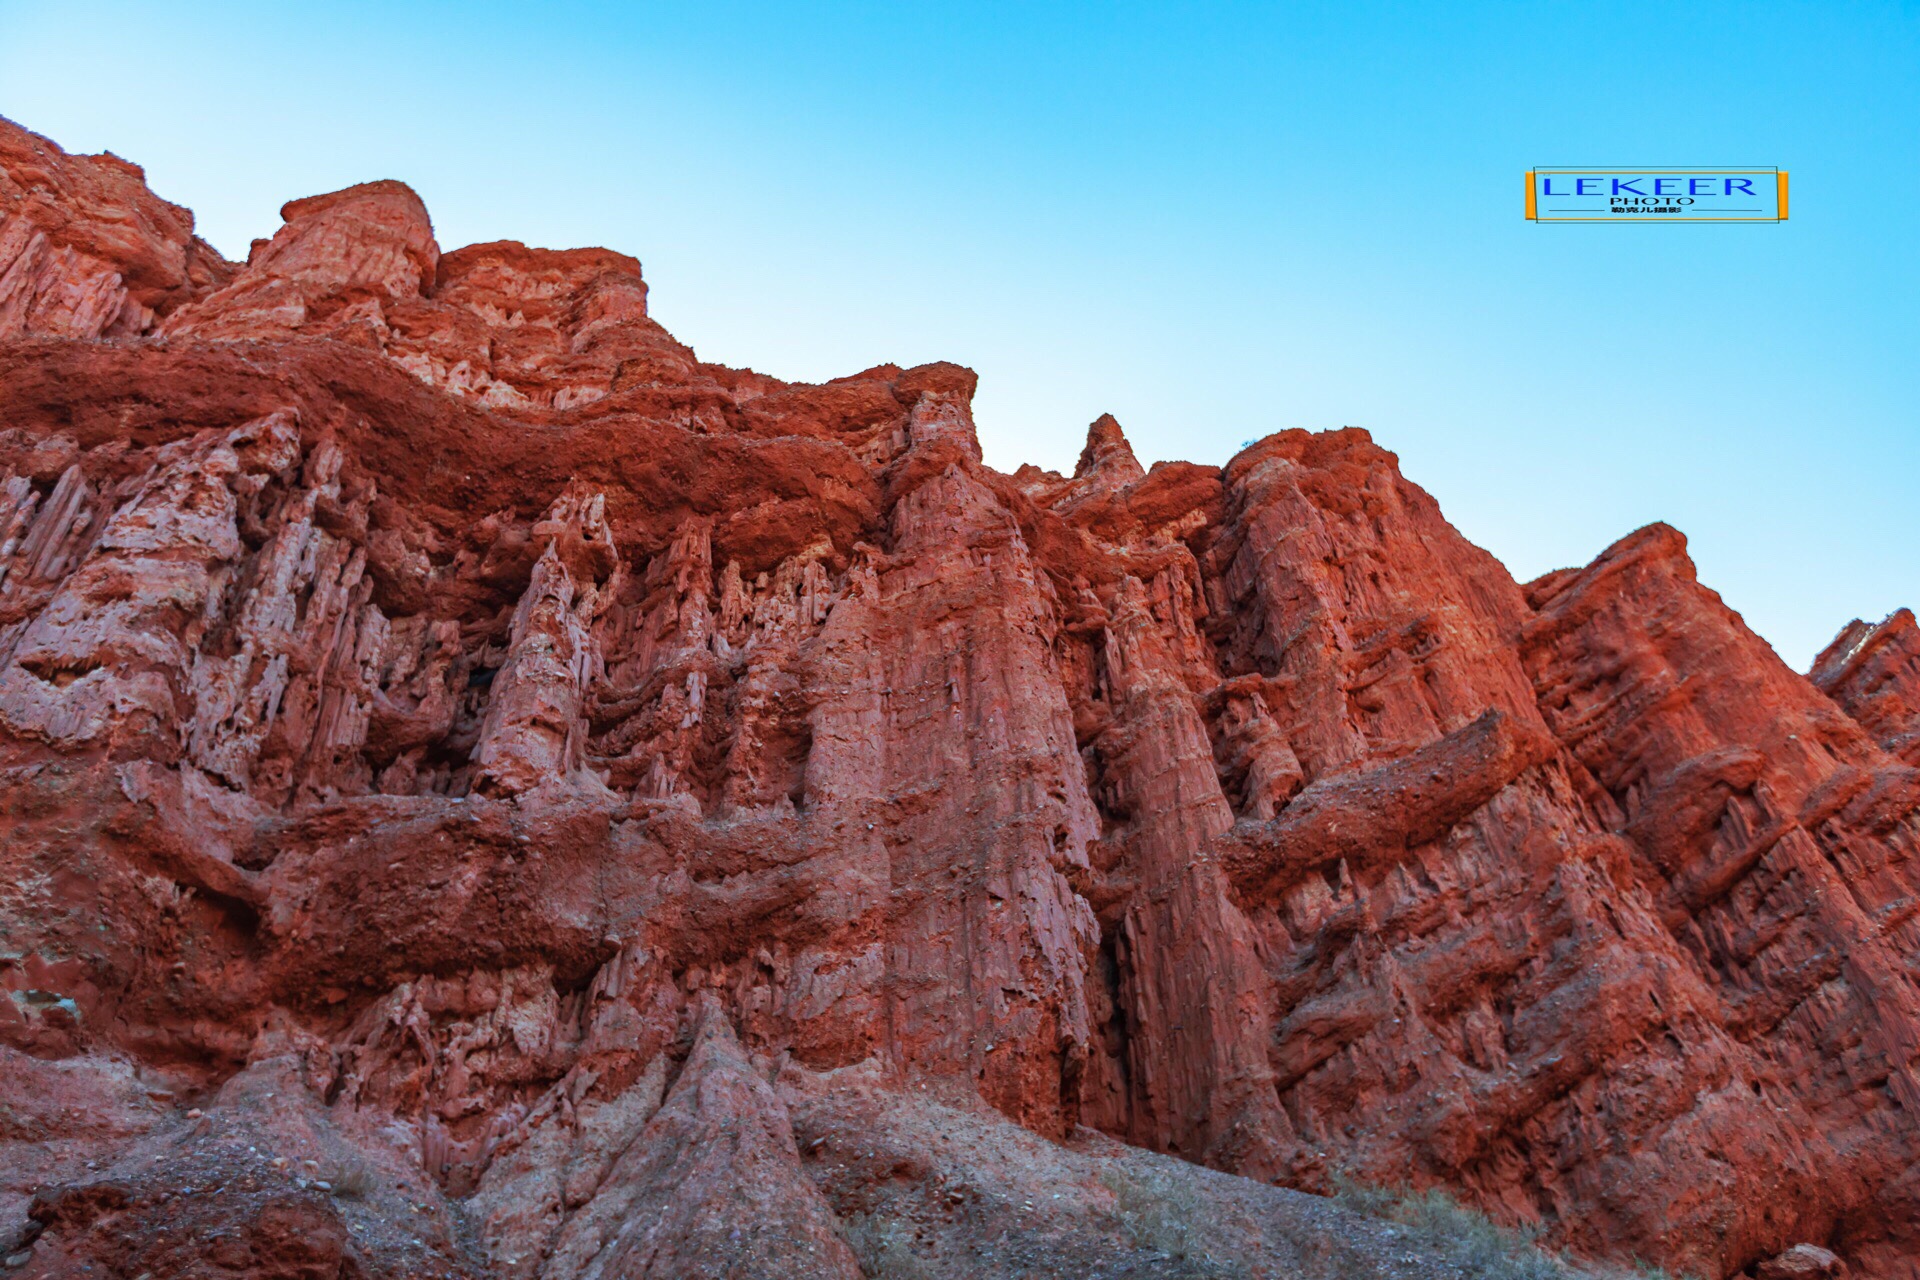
[{"left": 2, "top": 116, "right": 1916, "bottom": 1280}]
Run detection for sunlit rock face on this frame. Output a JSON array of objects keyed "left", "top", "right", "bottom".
[{"left": 3, "top": 113, "right": 1918, "bottom": 1280}]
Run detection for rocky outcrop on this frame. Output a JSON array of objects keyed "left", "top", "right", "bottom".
[
  {"left": 2, "top": 112, "right": 1917, "bottom": 1280},
  {"left": 468, "top": 996, "right": 860, "bottom": 1279},
  {"left": 1813, "top": 608, "right": 1920, "bottom": 764},
  {"left": 0, "top": 121, "right": 231, "bottom": 339}
]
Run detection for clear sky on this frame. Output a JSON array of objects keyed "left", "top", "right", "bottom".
[{"left": 2, "top": 1, "right": 1914, "bottom": 668}]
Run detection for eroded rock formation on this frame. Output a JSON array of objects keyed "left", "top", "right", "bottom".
[{"left": 2, "top": 114, "right": 1917, "bottom": 1280}]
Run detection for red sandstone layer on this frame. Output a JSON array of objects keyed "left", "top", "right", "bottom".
[{"left": 2, "top": 114, "right": 1916, "bottom": 1280}]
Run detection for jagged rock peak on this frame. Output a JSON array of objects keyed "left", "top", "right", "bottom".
[
  {"left": 0, "top": 114, "right": 234, "bottom": 338},
  {"left": 1812, "top": 606, "right": 1920, "bottom": 763},
  {"left": 1073, "top": 412, "right": 1144, "bottom": 484}
]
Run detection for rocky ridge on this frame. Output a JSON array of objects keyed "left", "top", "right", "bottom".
[{"left": 1, "top": 115, "right": 1917, "bottom": 1280}]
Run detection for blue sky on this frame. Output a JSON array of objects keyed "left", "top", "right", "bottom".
[{"left": 2, "top": 1, "right": 1914, "bottom": 667}]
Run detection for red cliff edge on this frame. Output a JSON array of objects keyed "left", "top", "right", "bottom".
[{"left": 3, "top": 116, "right": 1917, "bottom": 1280}]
